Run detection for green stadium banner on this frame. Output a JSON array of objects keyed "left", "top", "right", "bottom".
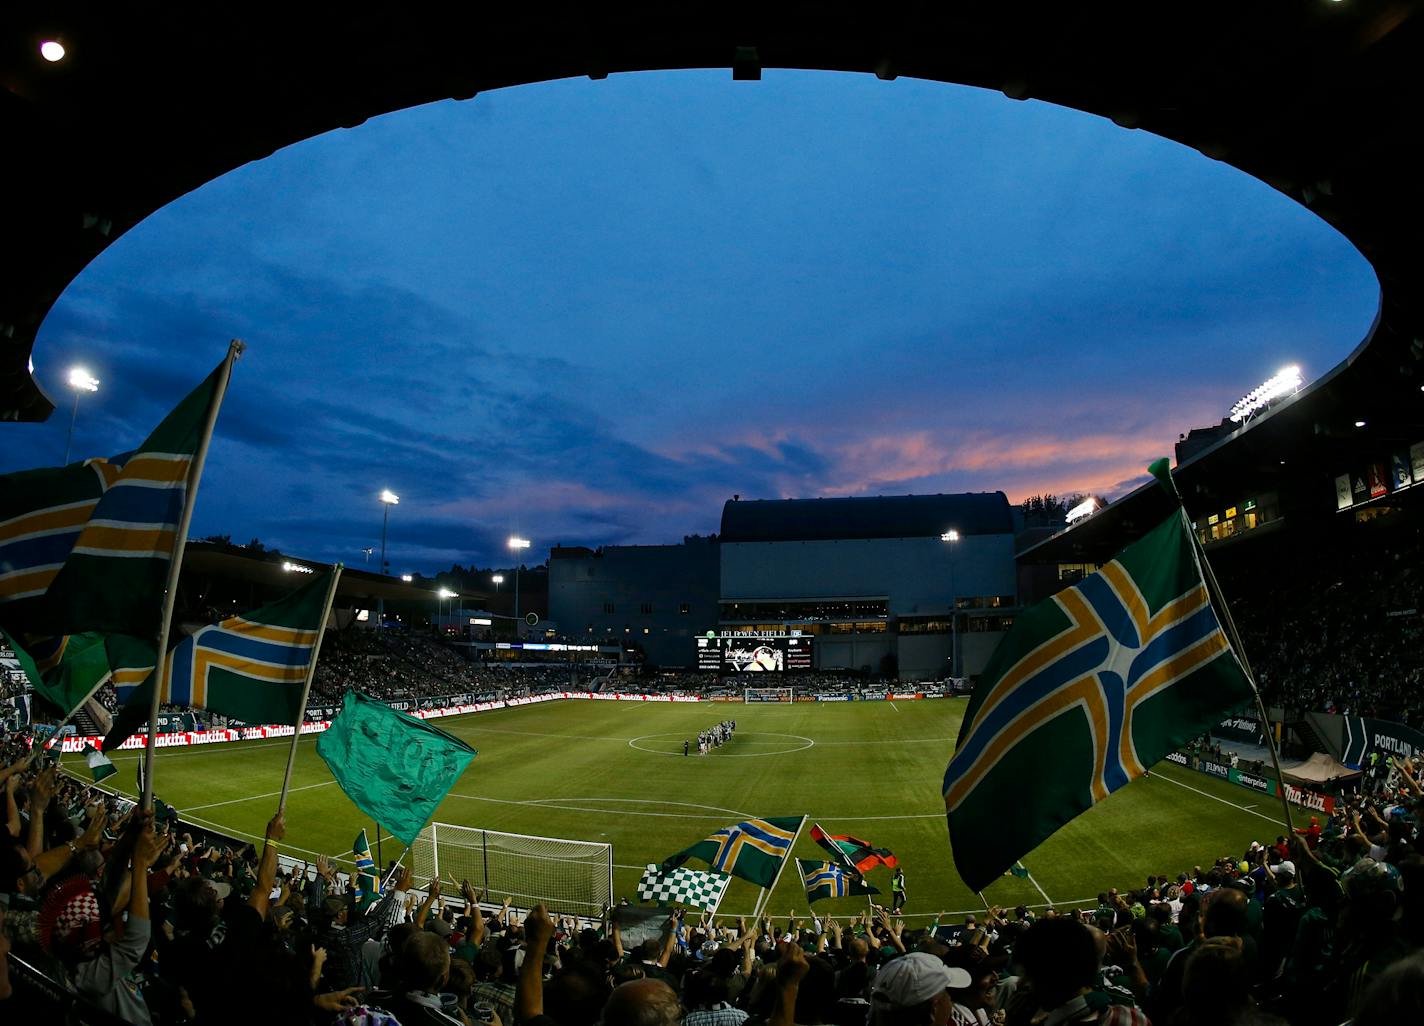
[
  {"left": 317, "top": 690, "right": 476, "bottom": 845},
  {"left": 943, "top": 508, "right": 1255, "bottom": 892}
]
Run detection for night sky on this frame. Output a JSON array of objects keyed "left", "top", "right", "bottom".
[{"left": 7, "top": 71, "right": 1378, "bottom": 573}]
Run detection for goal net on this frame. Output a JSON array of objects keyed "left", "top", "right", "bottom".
[
  {"left": 409, "top": 824, "right": 613, "bottom": 916},
  {"left": 744, "top": 686, "right": 794, "bottom": 703}
]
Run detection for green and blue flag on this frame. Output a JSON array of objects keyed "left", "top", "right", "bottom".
[
  {"left": 798, "top": 859, "right": 879, "bottom": 903},
  {"left": 943, "top": 508, "right": 1255, "bottom": 891},
  {"left": 662, "top": 816, "right": 803, "bottom": 889},
  {"left": 353, "top": 829, "right": 381, "bottom": 909}
]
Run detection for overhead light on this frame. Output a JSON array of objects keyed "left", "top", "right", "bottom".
[
  {"left": 281, "top": 561, "right": 314, "bottom": 574},
  {"left": 1229, "top": 365, "right": 1304, "bottom": 423},
  {"left": 437, "top": 588, "right": 457, "bottom": 599},
  {"left": 400, "top": 574, "right": 413, "bottom": 582},
  {"left": 1066, "top": 498, "right": 1099, "bottom": 524},
  {"left": 1354, "top": 420, "right": 1367, "bottom": 428},
  {"left": 67, "top": 366, "right": 99, "bottom": 392},
  {"left": 940, "top": 529, "right": 960, "bottom": 542},
  {"left": 379, "top": 489, "right": 400, "bottom": 505},
  {"left": 39, "top": 40, "right": 66, "bottom": 63},
  {"left": 508, "top": 536, "right": 531, "bottom": 550}
]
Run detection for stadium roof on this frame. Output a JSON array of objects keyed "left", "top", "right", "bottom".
[
  {"left": 2, "top": 6, "right": 1422, "bottom": 526},
  {"left": 720, "top": 492, "right": 1011, "bottom": 543}
]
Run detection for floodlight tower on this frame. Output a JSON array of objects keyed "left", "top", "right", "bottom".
[
  {"left": 508, "top": 537, "right": 531, "bottom": 631},
  {"left": 64, "top": 366, "right": 99, "bottom": 463},
  {"left": 941, "top": 529, "right": 961, "bottom": 677}
]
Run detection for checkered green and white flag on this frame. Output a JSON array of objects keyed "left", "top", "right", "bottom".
[{"left": 637, "top": 863, "right": 731, "bottom": 911}]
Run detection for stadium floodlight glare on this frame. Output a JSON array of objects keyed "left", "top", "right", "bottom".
[
  {"left": 492, "top": 574, "right": 505, "bottom": 584},
  {"left": 63, "top": 366, "right": 100, "bottom": 464},
  {"left": 1354, "top": 420, "right": 1367, "bottom": 428},
  {"left": 1228, "top": 365, "right": 1304, "bottom": 423},
  {"left": 281, "top": 561, "right": 314, "bottom": 574},
  {"left": 437, "top": 588, "right": 457, "bottom": 599},
  {"left": 508, "top": 538, "right": 532, "bottom": 626},
  {"left": 379, "top": 489, "right": 400, "bottom": 505},
  {"left": 940, "top": 529, "right": 960, "bottom": 542},
  {"left": 40, "top": 40, "right": 66, "bottom": 62},
  {"left": 1066, "top": 498, "right": 1099, "bottom": 524},
  {"left": 400, "top": 574, "right": 413, "bottom": 582}
]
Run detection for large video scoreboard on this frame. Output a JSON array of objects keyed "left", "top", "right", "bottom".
[{"left": 696, "top": 630, "right": 813, "bottom": 672}]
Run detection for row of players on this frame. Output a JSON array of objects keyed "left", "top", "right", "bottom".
[{"left": 685, "top": 719, "right": 737, "bottom": 755}]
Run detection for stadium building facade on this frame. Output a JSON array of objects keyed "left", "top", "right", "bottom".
[{"left": 719, "top": 494, "right": 1017, "bottom": 681}]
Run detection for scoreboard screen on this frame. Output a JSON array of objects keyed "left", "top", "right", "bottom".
[{"left": 696, "top": 631, "right": 813, "bottom": 672}]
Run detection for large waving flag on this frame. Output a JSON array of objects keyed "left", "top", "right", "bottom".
[
  {"left": 943, "top": 509, "right": 1254, "bottom": 891},
  {"left": 809, "top": 823, "right": 898, "bottom": 874},
  {"left": 26, "top": 632, "right": 155, "bottom": 721},
  {"left": 316, "top": 690, "right": 476, "bottom": 846},
  {"left": 103, "top": 570, "right": 334, "bottom": 750},
  {"left": 661, "top": 817, "right": 803, "bottom": 888},
  {"left": 0, "top": 360, "right": 227, "bottom": 638},
  {"left": 636, "top": 864, "right": 731, "bottom": 911},
  {"left": 797, "top": 859, "right": 879, "bottom": 903}
]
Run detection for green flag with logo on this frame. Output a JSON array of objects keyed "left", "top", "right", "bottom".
[
  {"left": 943, "top": 508, "right": 1255, "bottom": 892},
  {"left": 316, "top": 690, "right": 476, "bottom": 846}
]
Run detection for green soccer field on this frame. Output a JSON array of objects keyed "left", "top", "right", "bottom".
[{"left": 72, "top": 697, "right": 1289, "bottom": 919}]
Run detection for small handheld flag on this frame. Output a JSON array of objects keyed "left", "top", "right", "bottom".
[
  {"left": 809, "top": 823, "right": 898, "bottom": 874},
  {"left": 943, "top": 507, "right": 1255, "bottom": 891},
  {"left": 353, "top": 829, "right": 382, "bottom": 910},
  {"left": 636, "top": 864, "right": 730, "bottom": 911},
  {"left": 797, "top": 859, "right": 879, "bottom": 903},
  {"left": 83, "top": 745, "right": 116, "bottom": 783}
]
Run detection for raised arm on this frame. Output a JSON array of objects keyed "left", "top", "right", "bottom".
[
  {"left": 769, "top": 942, "right": 809, "bottom": 1026},
  {"left": 248, "top": 812, "right": 286, "bottom": 918},
  {"left": 516, "top": 903, "right": 555, "bottom": 1023}
]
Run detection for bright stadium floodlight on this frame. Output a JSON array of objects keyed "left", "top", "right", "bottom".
[
  {"left": 508, "top": 537, "right": 532, "bottom": 627},
  {"left": 400, "top": 574, "right": 413, "bottom": 582},
  {"left": 940, "top": 529, "right": 961, "bottom": 676},
  {"left": 1228, "top": 365, "right": 1304, "bottom": 424},
  {"left": 281, "top": 561, "right": 313, "bottom": 574},
  {"left": 1066, "top": 498, "right": 1098, "bottom": 524},
  {"left": 40, "top": 40, "right": 66, "bottom": 62},
  {"left": 940, "top": 529, "right": 960, "bottom": 542},
  {"left": 380, "top": 489, "right": 400, "bottom": 506},
  {"left": 63, "top": 365, "right": 100, "bottom": 463},
  {"left": 438, "top": 588, "right": 457, "bottom": 599}
]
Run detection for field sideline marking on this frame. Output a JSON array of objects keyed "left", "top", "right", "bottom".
[
  {"left": 1149, "top": 768, "right": 1287, "bottom": 825},
  {"left": 185, "top": 780, "right": 336, "bottom": 812},
  {"left": 1023, "top": 865, "right": 1053, "bottom": 905},
  {"left": 890, "top": 702, "right": 900, "bottom": 712}
]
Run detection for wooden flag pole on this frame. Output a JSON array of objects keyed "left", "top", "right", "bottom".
[
  {"left": 1186, "top": 509, "right": 1297, "bottom": 835},
  {"left": 750, "top": 815, "right": 807, "bottom": 924},
  {"left": 1147, "top": 459, "right": 1297, "bottom": 836},
  {"left": 277, "top": 563, "right": 344, "bottom": 812},
  {"left": 141, "top": 340, "right": 244, "bottom": 811}
]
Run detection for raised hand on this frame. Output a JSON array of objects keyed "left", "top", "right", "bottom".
[{"left": 264, "top": 812, "right": 286, "bottom": 842}]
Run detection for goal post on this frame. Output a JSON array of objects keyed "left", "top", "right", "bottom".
[
  {"left": 744, "top": 686, "right": 794, "bottom": 703},
  {"left": 410, "top": 823, "right": 613, "bottom": 916}
]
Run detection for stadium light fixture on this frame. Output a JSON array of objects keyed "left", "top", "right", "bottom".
[
  {"left": 400, "top": 574, "right": 413, "bottom": 582},
  {"left": 437, "top": 588, "right": 457, "bottom": 598},
  {"left": 1228, "top": 365, "right": 1304, "bottom": 424},
  {"left": 508, "top": 538, "right": 532, "bottom": 627},
  {"left": 379, "top": 489, "right": 400, "bottom": 506},
  {"left": 1066, "top": 498, "right": 1099, "bottom": 524},
  {"left": 40, "top": 40, "right": 66, "bottom": 62},
  {"left": 1354, "top": 420, "right": 1367, "bottom": 428},
  {"left": 281, "top": 561, "right": 314, "bottom": 574},
  {"left": 63, "top": 366, "right": 100, "bottom": 464},
  {"left": 940, "top": 529, "right": 960, "bottom": 542},
  {"left": 940, "top": 529, "right": 961, "bottom": 677}
]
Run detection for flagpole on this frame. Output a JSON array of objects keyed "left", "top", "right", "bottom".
[
  {"left": 1149, "top": 459, "right": 1296, "bottom": 835},
  {"left": 1185, "top": 509, "right": 1296, "bottom": 834},
  {"left": 751, "top": 815, "right": 807, "bottom": 923},
  {"left": 278, "top": 563, "right": 344, "bottom": 812},
  {"left": 141, "top": 339, "right": 244, "bottom": 811}
]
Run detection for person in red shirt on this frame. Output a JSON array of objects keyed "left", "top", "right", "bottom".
[{"left": 1294, "top": 817, "right": 1322, "bottom": 849}]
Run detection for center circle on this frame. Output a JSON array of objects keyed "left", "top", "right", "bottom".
[{"left": 627, "top": 731, "right": 816, "bottom": 757}]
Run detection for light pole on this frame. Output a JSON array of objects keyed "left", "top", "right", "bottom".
[
  {"left": 378, "top": 490, "right": 400, "bottom": 575},
  {"left": 438, "top": 588, "right": 457, "bottom": 630},
  {"left": 64, "top": 366, "right": 100, "bottom": 464},
  {"left": 507, "top": 537, "right": 530, "bottom": 634},
  {"left": 941, "top": 529, "right": 960, "bottom": 678}
]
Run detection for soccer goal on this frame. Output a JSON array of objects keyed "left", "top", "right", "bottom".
[
  {"left": 744, "top": 686, "right": 794, "bottom": 703},
  {"left": 409, "top": 823, "right": 613, "bottom": 916}
]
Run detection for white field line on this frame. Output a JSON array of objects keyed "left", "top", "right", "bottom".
[
  {"left": 1149, "top": 767, "right": 1287, "bottom": 825},
  {"left": 1023, "top": 866, "right": 1053, "bottom": 905},
  {"left": 890, "top": 702, "right": 900, "bottom": 712},
  {"left": 185, "top": 780, "right": 336, "bottom": 812}
]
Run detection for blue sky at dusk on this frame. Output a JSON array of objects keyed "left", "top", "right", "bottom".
[{"left": 7, "top": 71, "right": 1378, "bottom": 573}]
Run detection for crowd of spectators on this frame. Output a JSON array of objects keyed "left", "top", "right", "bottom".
[
  {"left": 7, "top": 711, "right": 1424, "bottom": 1025},
  {"left": 1224, "top": 521, "right": 1424, "bottom": 729}
]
